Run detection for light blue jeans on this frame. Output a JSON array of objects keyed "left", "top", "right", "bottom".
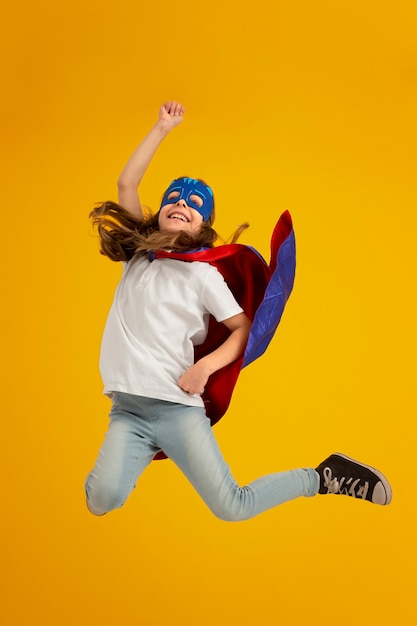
[{"left": 85, "top": 392, "right": 319, "bottom": 520}]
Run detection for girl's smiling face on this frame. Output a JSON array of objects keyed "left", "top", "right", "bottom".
[{"left": 158, "top": 191, "right": 204, "bottom": 234}]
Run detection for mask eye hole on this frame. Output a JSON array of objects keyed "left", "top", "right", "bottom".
[
  {"left": 167, "top": 191, "right": 180, "bottom": 201},
  {"left": 189, "top": 194, "right": 203, "bottom": 208}
]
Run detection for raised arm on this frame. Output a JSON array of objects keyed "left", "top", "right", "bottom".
[{"left": 117, "top": 101, "right": 185, "bottom": 219}]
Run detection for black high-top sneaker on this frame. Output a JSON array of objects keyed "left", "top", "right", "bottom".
[{"left": 315, "top": 453, "right": 392, "bottom": 505}]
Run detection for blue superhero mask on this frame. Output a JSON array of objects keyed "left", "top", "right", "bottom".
[{"left": 160, "top": 177, "right": 214, "bottom": 222}]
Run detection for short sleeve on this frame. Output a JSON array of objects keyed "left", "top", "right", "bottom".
[{"left": 200, "top": 265, "right": 243, "bottom": 322}]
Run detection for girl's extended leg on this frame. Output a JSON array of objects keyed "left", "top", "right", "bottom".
[{"left": 155, "top": 402, "right": 319, "bottom": 521}]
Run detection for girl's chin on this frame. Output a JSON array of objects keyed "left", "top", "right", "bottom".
[
  {"left": 161, "top": 226, "right": 186, "bottom": 234},
  {"left": 161, "top": 224, "right": 193, "bottom": 234}
]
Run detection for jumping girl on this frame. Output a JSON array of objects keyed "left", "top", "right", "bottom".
[{"left": 85, "top": 101, "right": 392, "bottom": 519}]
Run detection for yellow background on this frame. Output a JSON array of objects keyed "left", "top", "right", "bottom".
[{"left": 1, "top": 1, "right": 416, "bottom": 624}]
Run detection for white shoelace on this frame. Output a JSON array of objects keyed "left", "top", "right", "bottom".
[{"left": 323, "top": 467, "right": 369, "bottom": 499}]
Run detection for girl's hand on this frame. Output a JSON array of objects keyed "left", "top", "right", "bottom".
[
  {"left": 178, "top": 360, "right": 210, "bottom": 396},
  {"left": 158, "top": 101, "right": 185, "bottom": 131}
]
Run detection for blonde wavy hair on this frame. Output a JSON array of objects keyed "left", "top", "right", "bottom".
[{"left": 90, "top": 183, "right": 248, "bottom": 262}]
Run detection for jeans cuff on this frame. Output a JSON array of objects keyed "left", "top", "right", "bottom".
[{"left": 305, "top": 468, "right": 320, "bottom": 497}]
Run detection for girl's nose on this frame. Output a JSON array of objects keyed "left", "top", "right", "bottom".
[{"left": 176, "top": 199, "right": 187, "bottom": 207}]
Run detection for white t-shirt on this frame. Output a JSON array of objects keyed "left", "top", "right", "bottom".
[{"left": 99, "top": 255, "right": 243, "bottom": 407}]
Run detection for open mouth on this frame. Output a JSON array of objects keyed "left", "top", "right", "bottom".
[{"left": 168, "top": 212, "right": 190, "bottom": 223}]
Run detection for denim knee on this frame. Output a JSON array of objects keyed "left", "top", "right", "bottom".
[
  {"left": 85, "top": 474, "right": 127, "bottom": 516},
  {"left": 206, "top": 485, "right": 256, "bottom": 522},
  {"left": 210, "top": 507, "right": 250, "bottom": 522}
]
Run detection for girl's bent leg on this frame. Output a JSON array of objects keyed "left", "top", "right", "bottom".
[
  {"left": 85, "top": 396, "right": 158, "bottom": 516},
  {"left": 158, "top": 405, "right": 319, "bottom": 521}
]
